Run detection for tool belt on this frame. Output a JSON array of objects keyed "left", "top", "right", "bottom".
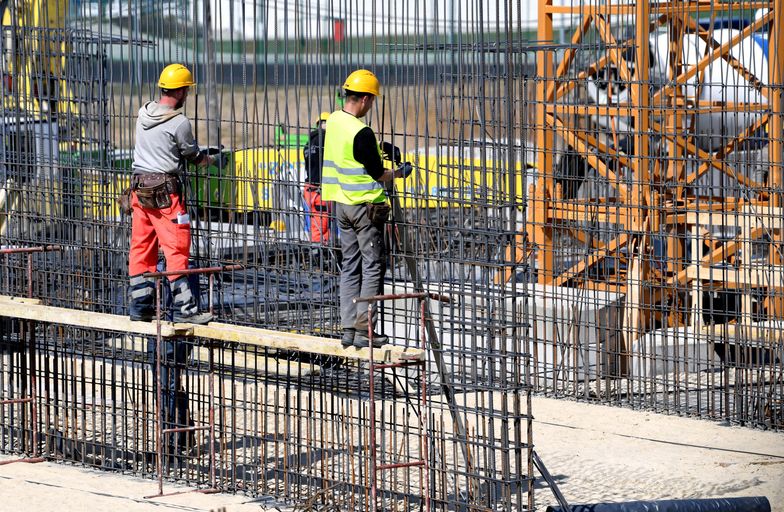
[
  {"left": 132, "top": 173, "right": 180, "bottom": 210},
  {"left": 366, "top": 201, "right": 390, "bottom": 225}
]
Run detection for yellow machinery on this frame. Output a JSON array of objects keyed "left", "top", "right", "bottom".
[
  {"left": 1, "top": 0, "right": 68, "bottom": 115},
  {"left": 231, "top": 145, "right": 528, "bottom": 212},
  {"left": 0, "top": 0, "right": 70, "bottom": 237}
]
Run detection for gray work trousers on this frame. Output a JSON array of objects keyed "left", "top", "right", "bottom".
[{"left": 336, "top": 202, "right": 387, "bottom": 332}]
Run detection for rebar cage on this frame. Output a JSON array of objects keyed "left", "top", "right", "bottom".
[
  {"left": 1, "top": 1, "right": 533, "bottom": 510},
  {"left": 1, "top": 0, "right": 784, "bottom": 510}
]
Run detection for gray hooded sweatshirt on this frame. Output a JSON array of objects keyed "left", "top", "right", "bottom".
[{"left": 132, "top": 101, "right": 201, "bottom": 175}]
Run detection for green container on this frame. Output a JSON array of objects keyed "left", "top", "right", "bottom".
[{"left": 188, "top": 149, "right": 233, "bottom": 208}]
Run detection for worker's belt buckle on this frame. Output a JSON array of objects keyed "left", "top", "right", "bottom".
[
  {"left": 366, "top": 202, "right": 390, "bottom": 225},
  {"left": 132, "top": 173, "right": 179, "bottom": 210}
]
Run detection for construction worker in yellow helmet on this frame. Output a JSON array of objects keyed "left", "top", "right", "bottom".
[
  {"left": 302, "top": 110, "right": 332, "bottom": 246},
  {"left": 128, "top": 63, "right": 225, "bottom": 325},
  {"left": 129, "top": 62, "right": 229, "bottom": 460},
  {"left": 314, "top": 111, "right": 331, "bottom": 127},
  {"left": 321, "top": 69, "right": 414, "bottom": 349}
]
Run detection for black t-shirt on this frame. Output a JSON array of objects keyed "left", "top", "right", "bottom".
[
  {"left": 303, "top": 128, "right": 326, "bottom": 185},
  {"left": 353, "top": 127, "right": 385, "bottom": 181}
]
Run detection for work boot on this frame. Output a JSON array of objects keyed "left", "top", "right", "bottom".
[
  {"left": 353, "top": 330, "right": 389, "bottom": 349},
  {"left": 129, "top": 274, "right": 156, "bottom": 321},
  {"left": 341, "top": 328, "right": 356, "bottom": 348},
  {"left": 170, "top": 276, "right": 213, "bottom": 324}
]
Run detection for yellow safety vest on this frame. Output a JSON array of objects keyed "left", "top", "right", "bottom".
[{"left": 321, "top": 110, "right": 386, "bottom": 205}]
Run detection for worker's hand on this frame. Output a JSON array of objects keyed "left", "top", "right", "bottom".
[
  {"left": 396, "top": 162, "right": 414, "bottom": 179},
  {"left": 380, "top": 142, "right": 402, "bottom": 164}
]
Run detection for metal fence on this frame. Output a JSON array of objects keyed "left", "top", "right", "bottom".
[{"left": 1, "top": 0, "right": 783, "bottom": 510}]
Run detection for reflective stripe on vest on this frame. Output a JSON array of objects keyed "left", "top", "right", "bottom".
[{"left": 321, "top": 110, "right": 386, "bottom": 205}]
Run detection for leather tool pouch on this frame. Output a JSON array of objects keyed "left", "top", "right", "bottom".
[
  {"left": 366, "top": 202, "right": 391, "bottom": 225},
  {"left": 118, "top": 187, "right": 133, "bottom": 215},
  {"left": 132, "top": 173, "right": 179, "bottom": 210}
]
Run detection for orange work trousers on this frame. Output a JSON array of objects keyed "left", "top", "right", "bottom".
[
  {"left": 128, "top": 191, "right": 190, "bottom": 281},
  {"left": 304, "top": 185, "right": 331, "bottom": 244}
]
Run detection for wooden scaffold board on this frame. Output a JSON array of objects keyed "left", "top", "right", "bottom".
[{"left": 0, "top": 295, "right": 424, "bottom": 364}]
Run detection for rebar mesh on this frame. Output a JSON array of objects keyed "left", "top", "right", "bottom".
[
  {"left": 521, "top": 0, "right": 784, "bottom": 431},
  {"left": 1, "top": 1, "right": 533, "bottom": 510},
  {"left": 1, "top": 0, "right": 783, "bottom": 510}
]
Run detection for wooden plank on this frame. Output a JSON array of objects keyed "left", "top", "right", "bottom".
[
  {"left": 536, "top": 1, "right": 556, "bottom": 286},
  {"left": 192, "top": 323, "right": 424, "bottom": 364},
  {"left": 651, "top": 120, "right": 765, "bottom": 190},
  {"left": 700, "top": 324, "right": 784, "bottom": 344},
  {"left": 0, "top": 295, "right": 424, "bottom": 364},
  {"left": 547, "top": 15, "right": 593, "bottom": 101},
  {"left": 547, "top": 114, "right": 631, "bottom": 202},
  {"left": 667, "top": 227, "right": 765, "bottom": 287},
  {"left": 685, "top": 265, "right": 784, "bottom": 289},
  {"left": 743, "top": 205, "right": 784, "bottom": 230},
  {"left": 0, "top": 295, "right": 191, "bottom": 337}
]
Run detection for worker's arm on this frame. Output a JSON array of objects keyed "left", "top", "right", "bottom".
[
  {"left": 354, "top": 128, "right": 407, "bottom": 182},
  {"left": 174, "top": 119, "right": 215, "bottom": 167}
]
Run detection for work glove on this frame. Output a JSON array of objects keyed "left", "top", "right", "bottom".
[
  {"left": 380, "top": 142, "right": 402, "bottom": 164},
  {"left": 397, "top": 162, "right": 414, "bottom": 179}
]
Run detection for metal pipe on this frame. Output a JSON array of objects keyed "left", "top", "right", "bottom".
[
  {"left": 154, "top": 277, "right": 164, "bottom": 496},
  {"left": 208, "top": 344, "right": 216, "bottom": 490},
  {"left": 368, "top": 300, "right": 378, "bottom": 512},
  {"left": 142, "top": 264, "right": 243, "bottom": 279},
  {"left": 161, "top": 425, "right": 209, "bottom": 434},
  {"left": 355, "top": 292, "right": 453, "bottom": 304},
  {"left": 0, "top": 245, "right": 61, "bottom": 255},
  {"left": 546, "top": 497, "right": 772, "bottom": 512},
  {"left": 420, "top": 297, "right": 431, "bottom": 512}
]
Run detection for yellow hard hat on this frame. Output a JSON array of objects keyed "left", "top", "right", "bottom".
[
  {"left": 158, "top": 63, "right": 195, "bottom": 89},
  {"left": 342, "top": 69, "right": 380, "bottom": 96},
  {"left": 314, "top": 111, "right": 331, "bottom": 126}
]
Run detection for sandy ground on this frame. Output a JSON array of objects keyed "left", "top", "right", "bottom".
[
  {"left": 0, "top": 396, "right": 782, "bottom": 512},
  {"left": 530, "top": 398, "right": 784, "bottom": 511}
]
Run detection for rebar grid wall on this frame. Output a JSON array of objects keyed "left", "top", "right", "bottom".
[
  {"left": 517, "top": 0, "right": 783, "bottom": 430},
  {"left": 0, "top": 1, "right": 532, "bottom": 510}
]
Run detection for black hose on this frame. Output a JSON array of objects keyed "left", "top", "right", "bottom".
[{"left": 547, "top": 497, "right": 771, "bottom": 512}]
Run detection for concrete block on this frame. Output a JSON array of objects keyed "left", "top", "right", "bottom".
[{"left": 631, "top": 327, "right": 721, "bottom": 378}]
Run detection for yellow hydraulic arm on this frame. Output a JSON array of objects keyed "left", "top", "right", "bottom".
[{"left": 1, "top": 0, "right": 68, "bottom": 114}]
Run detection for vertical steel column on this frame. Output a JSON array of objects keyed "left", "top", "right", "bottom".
[
  {"left": 367, "top": 301, "right": 378, "bottom": 510},
  {"left": 0, "top": 245, "right": 60, "bottom": 465},
  {"left": 154, "top": 276, "right": 164, "bottom": 496},
  {"left": 360, "top": 292, "right": 447, "bottom": 511},
  {"left": 143, "top": 265, "right": 241, "bottom": 498}
]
